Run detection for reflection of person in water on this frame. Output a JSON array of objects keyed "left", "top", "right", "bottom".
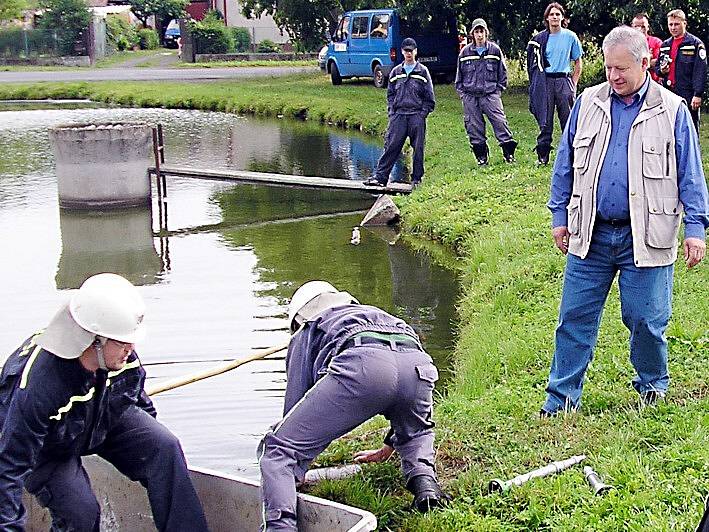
[{"left": 388, "top": 244, "right": 438, "bottom": 334}]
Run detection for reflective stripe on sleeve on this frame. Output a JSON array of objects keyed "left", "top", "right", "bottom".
[
  {"left": 106, "top": 359, "right": 141, "bottom": 386},
  {"left": 19, "top": 346, "right": 42, "bottom": 389}
]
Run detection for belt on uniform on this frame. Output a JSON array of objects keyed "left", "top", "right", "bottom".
[
  {"left": 342, "top": 331, "right": 420, "bottom": 351},
  {"left": 598, "top": 218, "right": 630, "bottom": 227},
  {"left": 546, "top": 72, "right": 569, "bottom": 79}
]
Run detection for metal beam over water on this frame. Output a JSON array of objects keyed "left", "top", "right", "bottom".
[{"left": 148, "top": 165, "right": 413, "bottom": 195}]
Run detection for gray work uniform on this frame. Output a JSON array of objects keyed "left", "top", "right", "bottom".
[
  {"left": 259, "top": 304, "right": 439, "bottom": 531},
  {"left": 455, "top": 41, "right": 514, "bottom": 145}
]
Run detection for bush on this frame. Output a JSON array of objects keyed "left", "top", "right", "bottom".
[
  {"left": 37, "top": 0, "right": 90, "bottom": 55},
  {"left": 138, "top": 28, "right": 159, "bottom": 50},
  {"left": 189, "top": 17, "right": 234, "bottom": 54},
  {"left": 106, "top": 15, "right": 139, "bottom": 51},
  {"left": 578, "top": 39, "right": 605, "bottom": 90},
  {"left": 231, "top": 26, "right": 250, "bottom": 52},
  {"left": 0, "top": 27, "right": 57, "bottom": 57},
  {"left": 256, "top": 39, "right": 279, "bottom": 53}
]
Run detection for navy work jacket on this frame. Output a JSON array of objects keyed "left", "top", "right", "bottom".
[
  {"left": 526, "top": 30, "right": 551, "bottom": 127},
  {"left": 386, "top": 61, "right": 436, "bottom": 117},
  {"left": 0, "top": 335, "right": 155, "bottom": 529},
  {"left": 455, "top": 41, "right": 507, "bottom": 96},
  {"left": 657, "top": 32, "right": 707, "bottom": 98}
]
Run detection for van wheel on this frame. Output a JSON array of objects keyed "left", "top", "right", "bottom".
[
  {"left": 373, "top": 64, "right": 388, "bottom": 88},
  {"left": 330, "top": 63, "right": 342, "bottom": 85}
]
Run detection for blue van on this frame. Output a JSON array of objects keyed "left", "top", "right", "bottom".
[{"left": 324, "top": 9, "right": 458, "bottom": 88}]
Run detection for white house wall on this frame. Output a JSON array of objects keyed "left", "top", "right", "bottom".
[{"left": 218, "top": 0, "right": 290, "bottom": 43}]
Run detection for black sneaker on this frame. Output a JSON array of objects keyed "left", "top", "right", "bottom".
[
  {"left": 640, "top": 390, "right": 666, "bottom": 407},
  {"left": 363, "top": 178, "right": 386, "bottom": 187},
  {"left": 539, "top": 408, "right": 557, "bottom": 419}
]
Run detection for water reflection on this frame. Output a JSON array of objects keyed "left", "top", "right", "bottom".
[
  {"left": 0, "top": 105, "right": 456, "bottom": 479},
  {"left": 56, "top": 208, "right": 162, "bottom": 289}
]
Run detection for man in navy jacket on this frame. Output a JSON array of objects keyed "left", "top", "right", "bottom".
[
  {"left": 365, "top": 38, "right": 436, "bottom": 188},
  {"left": 0, "top": 273, "right": 208, "bottom": 532}
]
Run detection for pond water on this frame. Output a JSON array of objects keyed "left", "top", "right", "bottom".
[{"left": 0, "top": 104, "right": 459, "bottom": 479}]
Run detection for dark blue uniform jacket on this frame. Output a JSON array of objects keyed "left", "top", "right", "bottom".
[
  {"left": 0, "top": 335, "right": 155, "bottom": 529},
  {"left": 657, "top": 32, "right": 707, "bottom": 98},
  {"left": 526, "top": 30, "right": 551, "bottom": 128},
  {"left": 455, "top": 41, "right": 507, "bottom": 95},
  {"left": 386, "top": 62, "right": 436, "bottom": 117}
]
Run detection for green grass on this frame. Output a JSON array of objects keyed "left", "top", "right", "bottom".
[{"left": 0, "top": 75, "right": 706, "bottom": 531}]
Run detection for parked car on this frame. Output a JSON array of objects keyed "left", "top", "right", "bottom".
[
  {"left": 164, "top": 19, "right": 180, "bottom": 49},
  {"left": 323, "top": 9, "right": 458, "bottom": 88},
  {"left": 317, "top": 45, "right": 328, "bottom": 71}
]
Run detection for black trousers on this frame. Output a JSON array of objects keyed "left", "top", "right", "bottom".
[{"left": 26, "top": 407, "right": 208, "bottom": 532}]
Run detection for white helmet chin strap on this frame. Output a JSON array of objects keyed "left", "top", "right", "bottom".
[{"left": 94, "top": 337, "right": 108, "bottom": 371}]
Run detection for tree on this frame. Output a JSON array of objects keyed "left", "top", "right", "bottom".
[
  {"left": 38, "top": 0, "right": 90, "bottom": 55},
  {"left": 240, "top": 0, "right": 382, "bottom": 52},
  {"left": 0, "top": 0, "right": 27, "bottom": 22}
]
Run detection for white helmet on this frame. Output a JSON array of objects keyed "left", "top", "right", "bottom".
[
  {"left": 288, "top": 281, "right": 338, "bottom": 330},
  {"left": 69, "top": 273, "right": 146, "bottom": 343}
]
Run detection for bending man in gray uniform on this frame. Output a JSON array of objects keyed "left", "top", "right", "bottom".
[
  {"left": 259, "top": 281, "right": 448, "bottom": 531},
  {"left": 456, "top": 18, "right": 517, "bottom": 165}
]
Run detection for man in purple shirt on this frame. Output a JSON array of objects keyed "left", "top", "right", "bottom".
[{"left": 542, "top": 26, "right": 708, "bottom": 416}]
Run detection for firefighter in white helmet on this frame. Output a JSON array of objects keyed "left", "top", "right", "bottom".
[
  {"left": 259, "top": 281, "right": 449, "bottom": 531},
  {"left": 0, "top": 273, "right": 208, "bottom": 532}
]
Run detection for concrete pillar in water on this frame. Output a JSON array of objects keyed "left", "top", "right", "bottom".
[{"left": 50, "top": 123, "right": 153, "bottom": 209}]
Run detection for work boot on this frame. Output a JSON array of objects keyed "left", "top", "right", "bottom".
[
  {"left": 407, "top": 475, "right": 451, "bottom": 512},
  {"left": 471, "top": 143, "right": 489, "bottom": 166},
  {"left": 535, "top": 144, "right": 552, "bottom": 166},
  {"left": 363, "top": 177, "right": 386, "bottom": 187},
  {"left": 501, "top": 140, "right": 518, "bottom": 163}
]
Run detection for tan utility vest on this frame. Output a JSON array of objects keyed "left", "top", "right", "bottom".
[{"left": 568, "top": 80, "right": 684, "bottom": 267}]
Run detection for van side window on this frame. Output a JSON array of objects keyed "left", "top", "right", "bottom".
[
  {"left": 351, "top": 15, "right": 369, "bottom": 39},
  {"left": 370, "top": 14, "right": 389, "bottom": 39},
  {"left": 333, "top": 15, "right": 350, "bottom": 42}
]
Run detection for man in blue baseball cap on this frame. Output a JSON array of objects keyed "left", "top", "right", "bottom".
[{"left": 365, "top": 37, "right": 436, "bottom": 188}]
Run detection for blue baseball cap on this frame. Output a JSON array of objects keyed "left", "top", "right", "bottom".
[{"left": 401, "top": 38, "right": 417, "bottom": 50}]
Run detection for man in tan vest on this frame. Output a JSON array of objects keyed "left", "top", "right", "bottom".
[{"left": 542, "top": 26, "right": 708, "bottom": 416}]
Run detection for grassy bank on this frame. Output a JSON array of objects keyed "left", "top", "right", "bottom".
[{"left": 1, "top": 76, "right": 706, "bottom": 531}]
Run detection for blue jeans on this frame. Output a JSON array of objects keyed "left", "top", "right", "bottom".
[{"left": 543, "top": 222, "right": 674, "bottom": 413}]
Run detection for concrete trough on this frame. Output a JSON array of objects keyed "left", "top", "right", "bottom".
[{"left": 50, "top": 122, "right": 153, "bottom": 209}]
